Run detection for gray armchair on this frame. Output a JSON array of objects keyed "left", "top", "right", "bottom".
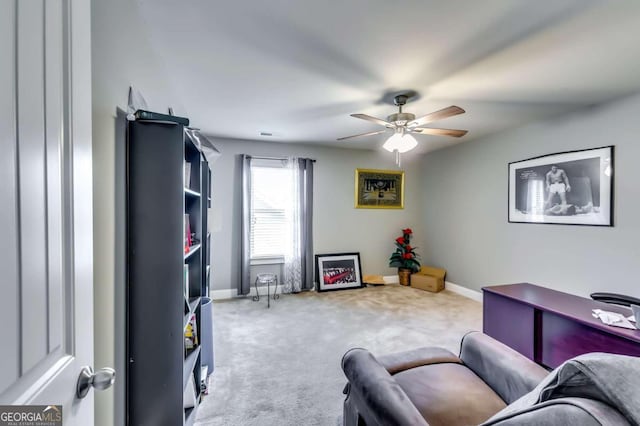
[{"left": 342, "top": 332, "right": 634, "bottom": 426}]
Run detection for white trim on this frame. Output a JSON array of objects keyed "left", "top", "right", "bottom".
[
  {"left": 210, "top": 280, "right": 483, "bottom": 302},
  {"left": 209, "top": 285, "right": 280, "bottom": 301},
  {"left": 445, "top": 281, "right": 483, "bottom": 302},
  {"left": 209, "top": 288, "right": 236, "bottom": 300},
  {"left": 383, "top": 275, "right": 399, "bottom": 284},
  {"left": 250, "top": 256, "right": 284, "bottom": 265},
  {"left": 383, "top": 275, "right": 482, "bottom": 302}
]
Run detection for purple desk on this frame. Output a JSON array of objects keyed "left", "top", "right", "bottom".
[{"left": 483, "top": 283, "right": 640, "bottom": 368}]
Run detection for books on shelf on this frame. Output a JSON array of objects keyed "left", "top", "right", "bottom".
[
  {"left": 133, "top": 109, "right": 190, "bottom": 126},
  {"left": 184, "top": 313, "right": 199, "bottom": 350},
  {"left": 184, "top": 265, "right": 189, "bottom": 302},
  {"left": 200, "top": 366, "right": 209, "bottom": 394},
  {"left": 184, "top": 162, "right": 192, "bottom": 188},
  {"left": 184, "top": 214, "right": 192, "bottom": 252}
]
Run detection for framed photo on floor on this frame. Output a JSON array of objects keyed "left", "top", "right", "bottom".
[
  {"left": 355, "top": 168, "right": 404, "bottom": 209},
  {"left": 315, "top": 252, "right": 363, "bottom": 292},
  {"left": 508, "top": 146, "right": 614, "bottom": 226}
]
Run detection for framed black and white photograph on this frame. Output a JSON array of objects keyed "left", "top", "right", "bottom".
[
  {"left": 508, "top": 146, "right": 614, "bottom": 226},
  {"left": 315, "top": 252, "right": 363, "bottom": 292}
]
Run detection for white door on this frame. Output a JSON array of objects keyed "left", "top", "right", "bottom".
[{"left": 0, "top": 0, "right": 102, "bottom": 425}]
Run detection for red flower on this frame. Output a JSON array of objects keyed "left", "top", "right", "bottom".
[{"left": 390, "top": 228, "right": 420, "bottom": 271}]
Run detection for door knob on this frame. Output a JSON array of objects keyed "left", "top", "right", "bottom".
[{"left": 76, "top": 366, "right": 116, "bottom": 399}]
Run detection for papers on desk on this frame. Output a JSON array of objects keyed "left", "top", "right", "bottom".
[{"left": 592, "top": 309, "right": 637, "bottom": 330}]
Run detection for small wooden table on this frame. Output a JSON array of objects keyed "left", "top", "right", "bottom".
[{"left": 482, "top": 283, "right": 640, "bottom": 368}]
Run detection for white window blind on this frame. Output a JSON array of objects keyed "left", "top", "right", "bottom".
[{"left": 250, "top": 161, "right": 292, "bottom": 259}]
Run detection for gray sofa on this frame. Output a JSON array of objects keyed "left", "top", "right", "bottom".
[{"left": 341, "top": 332, "right": 635, "bottom": 426}]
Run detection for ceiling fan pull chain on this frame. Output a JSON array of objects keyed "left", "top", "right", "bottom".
[{"left": 395, "top": 149, "right": 401, "bottom": 168}]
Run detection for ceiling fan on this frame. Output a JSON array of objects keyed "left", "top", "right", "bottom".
[{"left": 337, "top": 94, "right": 468, "bottom": 156}]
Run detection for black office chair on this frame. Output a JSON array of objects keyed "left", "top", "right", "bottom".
[{"left": 590, "top": 292, "right": 640, "bottom": 307}]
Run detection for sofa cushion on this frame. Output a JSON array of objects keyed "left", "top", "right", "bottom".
[
  {"left": 459, "top": 332, "right": 549, "bottom": 404},
  {"left": 481, "top": 397, "right": 630, "bottom": 426},
  {"left": 393, "top": 363, "right": 507, "bottom": 426},
  {"left": 484, "top": 352, "right": 640, "bottom": 425}
]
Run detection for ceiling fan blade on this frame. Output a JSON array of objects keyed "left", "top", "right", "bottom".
[
  {"left": 411, "top": 127, "right": 468, "bottom": 138},
  {"left": 350, "top": 113, "right": 393, "bottom": 128},
  {"left": 337, "top": 129, "right": 388, "bottom": 141},
  {"left": 407, "top": 106, "right": 465, "bottom": 128}
]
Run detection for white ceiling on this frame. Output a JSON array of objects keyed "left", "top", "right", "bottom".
[{"left": 135, "top": 0, "right": 640, "bottom": 153}]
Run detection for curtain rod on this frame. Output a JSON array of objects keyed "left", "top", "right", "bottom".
[{"left": 248, "top": 155, "right": 316, "bottom": 162}]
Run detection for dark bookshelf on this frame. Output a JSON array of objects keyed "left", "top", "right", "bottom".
[{"left": 126, "top": 118, "right": 210, "bottom": 425}]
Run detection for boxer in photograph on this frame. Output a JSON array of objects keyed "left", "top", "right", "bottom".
[
  {"left": 544, "top": 202, "right": 594, "bottom": 216},
  {"left": 545, "top": 165, "right": 571, "bottom": 209}
]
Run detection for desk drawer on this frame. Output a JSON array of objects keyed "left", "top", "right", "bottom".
[
  {"left": 541, "top": 311, "right": 640, "bottom": 368},
  {"left": 483, "top": 292, "right": 535, "bottom": 360}
]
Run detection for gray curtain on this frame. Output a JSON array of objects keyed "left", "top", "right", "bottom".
[
  {"left": 239, "top": 154, "right": 252, "bottom": 295},
  {"left": 298, "top": 158, "right": 314, "bottom": 291}
]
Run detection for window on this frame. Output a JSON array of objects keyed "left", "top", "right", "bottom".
[{"left": 250, "top": 160, "right": 292, "bottom": 260}]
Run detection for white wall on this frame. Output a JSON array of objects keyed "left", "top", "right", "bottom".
[
  {"left": 208, "top": 138, "right": 426, "bottom": 292},
  {"left": 91, "top": 0, "right": 185, "bottom": 424},
  {"left": 420, "top": 92, "right": 640, "bottom": 298}
]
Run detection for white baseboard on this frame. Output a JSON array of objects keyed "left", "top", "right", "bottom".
[
  {"left": 209, "top": 288, "right": 236, "bottom": 300},
  {"left": 384, "top": 275, "right": 482, "bottom": 302},
  {"left": 383, "top": 275, "right": 399, "bottom": 284},
  {"left": 211, "top": 280, "right": 482, "bottom": 302},
  {"left": 445, "top": 281, "right": 483, "bottom": 302},
  {"left": 209, "top": 285, "right": 279, "bottom": 301}
]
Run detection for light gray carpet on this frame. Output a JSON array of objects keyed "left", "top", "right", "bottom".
[{"left": 195, "top": 285, "right": 482, "bottom": 426}]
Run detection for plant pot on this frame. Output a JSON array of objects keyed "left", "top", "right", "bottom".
[{"left": 398, "top": 268, "right": 411, "bottom": 286}]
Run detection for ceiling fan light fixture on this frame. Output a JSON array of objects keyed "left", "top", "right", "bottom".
[{"left": 382, "top": 132, "right": 417, "bottom": 153}]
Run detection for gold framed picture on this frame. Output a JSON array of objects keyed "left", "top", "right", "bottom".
[{"left": 355, "top": 168, "right": 404, "bottom": 209}]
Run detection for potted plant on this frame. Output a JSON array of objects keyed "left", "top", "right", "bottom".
[{"left": 389, "top": 228, "right": 421, "bottom": 286}]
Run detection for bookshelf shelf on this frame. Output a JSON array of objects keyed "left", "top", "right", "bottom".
[
  {"left": 185, "top": 407, "right": 197, "bottom": 426},
  {"left": 127, "top": 117, "right": 211, "bottom": 426},
  {"left": 183, "top": 346, "right": 201, "bottom": 390},
  {"left": 184, "top": 243, "right": 201, "bottom": 260},
  {"left": 183, "top": 313, "right": 191, "bottom": 331},
  {"left": 188, "top": 297, "right": 201, "bottom": 314},
  {"left": 184, "top": 188, "right": 201, "bottom": 198}
]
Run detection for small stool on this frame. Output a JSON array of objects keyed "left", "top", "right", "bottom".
[{"left": 252, "top": 273, "right": 279, "bottom": 308}]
